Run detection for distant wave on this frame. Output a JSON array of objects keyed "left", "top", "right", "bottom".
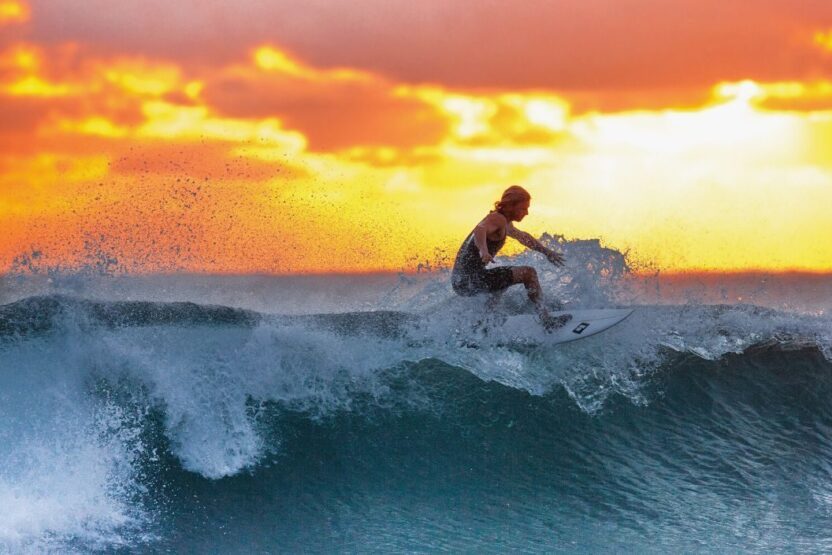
[{"left": 0, "top": 294, "right": 261, "bottom": 337}]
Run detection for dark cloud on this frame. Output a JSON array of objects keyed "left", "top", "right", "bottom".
[
  {"left": 565, "top": 87, "right": 716, "bottom": 114},
  {"left": 0, "top": 95, "right": 84, "bottom": 156},
  {"left": 203, "top": 73, "right": 450, "bottom": 151},
  {"left": 0, "top": 95, "right": 52, "bottom": 132},
  {"left": 0, "top": 87, "right": 145, "bottom": 156}
]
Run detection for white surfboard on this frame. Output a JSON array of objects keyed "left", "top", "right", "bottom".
[{"left": 499, "top": 308, "right": 634, "bottom": 345}]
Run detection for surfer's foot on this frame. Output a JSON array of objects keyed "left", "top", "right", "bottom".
[{"left": 541, "top": 313, "right": 572, "bottom": 333}]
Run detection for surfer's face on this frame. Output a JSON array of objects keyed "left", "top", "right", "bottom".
[{"left": 506, "top": 200, "right": 530, "bottom": 222}]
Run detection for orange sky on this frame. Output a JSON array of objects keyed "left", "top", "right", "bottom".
[{"left": 1, "top": 0, "right": 832, "bottom": 274}]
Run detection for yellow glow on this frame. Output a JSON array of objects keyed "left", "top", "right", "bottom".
[
  {"left": 58, "top": 117, "right": 130, "bottom": 138},
  {"left": 184, "top": 80, "right": 203, "bottom": 99},
  {"left": 524, "top": 100, "right": 567, "bottom": 130},
  {"left": 139, "top": 100, "right": 307, "bottom": 151},
  {"left": 0, "top": 45, "right": 79, "bottom": 97},
  {"left": 399, "top": 87, "right": 569, "bottom": 144},
  {"left": 0, "top": 0, "right": 28, "bottom": 23},
  {"left": 0, "top": 154, "right": 110, "bottom": 214},
  {"left": 138, "top": 101, "right": 207, "bottom": 137},
  {"left": 442, "top": 145, "right": 557, "bottom": 166},
  {"left": 755, "top": 80, "right": 832, "bottom": 103},
  {"left": 573, "top": 96, "right": 796, "bottom": 157},
  {"left": 252, "top": 45, "right": 373, "bottom": 83},
  {"left": 5, "top": 75, "right": 73, "bottom": 97},
  {"left": 11, "top": 46, "right": 38, "bottom": 70},
  {"left": 501, "top": 94, "right": 569, "bottom": 131},
  {"left": 104, "top": 63, "right": 181, "bottom": 96},
  {"left": 328, "top": 67, "right": 373, "bottom": 81},
  {"left": 759, "top": 81, "right": 807, "bottom": 98},
  {"left": 715, "top": 80, "right": 763, "bottom": 103},
  {"left": 814, "top": 29, "right": 832, "bottom": 51},
  {"left": 254, "top": 46, "right": 308, "bottom": 77},
  {"left": 441, "top": 96, "right": 495, "bottom": 138},
  {"left": 525, "top": 98, "right": 832, "bottom": 272}
]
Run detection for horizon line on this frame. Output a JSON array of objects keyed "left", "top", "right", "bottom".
[{"left": 3, "top": 268, "right": 832, "bottom": 278}]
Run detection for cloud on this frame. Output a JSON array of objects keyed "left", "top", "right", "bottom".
[
  {"left": 0, "top": 95, "right": 52, "bottom": 133},
  {"left": 23, "top": 0, "right": 832, "bottom": 100},
  {"left": 10, "top": 1, "right": 832, "bottom": 121},
  {"left": 0, "top": 42, "right": 156, "bottom": 125},
  {"left": 755, "top": 81, "right": 832, "bottom": 111},
  {"left": 201, "top": 47, "right": 450, "bottom": 151}
]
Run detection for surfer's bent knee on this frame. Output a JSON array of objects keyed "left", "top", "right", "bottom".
[{"left": 511, "top": 266, "right": 537, "bottom": 284}]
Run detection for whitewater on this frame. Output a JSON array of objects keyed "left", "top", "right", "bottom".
[{"left": 1, "top": 236, "right": 831, "bottom": 553}]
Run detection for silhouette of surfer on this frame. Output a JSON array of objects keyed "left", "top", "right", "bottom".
[{"left": 451, "top": 185, "right": 571, "bottom": 331}]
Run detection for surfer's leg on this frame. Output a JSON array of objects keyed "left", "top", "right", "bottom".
[
  {"left": 478, "top": 268, "right": 511, "bottom": 317},
  {"left": 511, "top": 266, "right": 570, "bottom": 331},
  {"left": 482, "top": 267, "right": 515, "bottom": 298},
  {"left": 511, "top": 266, "right": 542, "bottom": 304}
]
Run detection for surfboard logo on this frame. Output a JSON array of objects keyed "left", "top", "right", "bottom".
[{"left": 572, "top": 322, "right": 590, "bottom": 334}]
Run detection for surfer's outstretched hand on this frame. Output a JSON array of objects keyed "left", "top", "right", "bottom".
[{"left": 545, "top": 249, "right": 565, "bottom": 267}]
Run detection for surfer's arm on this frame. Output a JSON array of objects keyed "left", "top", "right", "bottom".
[
  {"left": 507, "top": 225, "right": 565, "bottom": 266},
  {"left": 473, "top": 225, "right": 492, "bottom": 263},
  {"left": 474, "top": 217, "right": 494, "bottom": 264},
  {"left": 473, "top": 213, "right": 505, "bottom": 264}
]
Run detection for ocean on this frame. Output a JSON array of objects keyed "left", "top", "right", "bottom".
[{"left": 1, "top": 238, "right": 831, "bottom": 553}]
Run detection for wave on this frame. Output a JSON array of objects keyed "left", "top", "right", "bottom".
[
  {"left": 2, "top": 295, "right": 830, "bottom": 551},
  {"left": 1, "top": 236, "right": 831, "bottom": 551}
]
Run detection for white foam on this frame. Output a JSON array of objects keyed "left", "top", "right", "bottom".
[{"left": 0, "top": 338, "right": 151, "bottom": 552}]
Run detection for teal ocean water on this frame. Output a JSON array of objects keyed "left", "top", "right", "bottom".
[{"left": 1, "top": 239, "right": 831, "bottom": 553}]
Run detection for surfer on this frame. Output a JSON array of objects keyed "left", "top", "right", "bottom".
[{"left": 451, "top": 185, "right": 572, "bottom": 331}]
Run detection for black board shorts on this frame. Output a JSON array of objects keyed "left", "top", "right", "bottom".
[{"left": 452, "top": 266, "right": 516, "bottom": 297}]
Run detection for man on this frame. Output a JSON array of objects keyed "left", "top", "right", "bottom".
[{"left": 451, "top": 185, "right": 571, "bottom": 330}]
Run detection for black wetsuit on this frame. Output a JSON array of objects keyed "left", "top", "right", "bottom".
[{"left": 451, "top": 225, "right": 515, "bottom": 296}]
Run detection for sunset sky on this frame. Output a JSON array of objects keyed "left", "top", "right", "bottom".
[{"left": 2, "top": 0, "right": 832, "bottom": 274}]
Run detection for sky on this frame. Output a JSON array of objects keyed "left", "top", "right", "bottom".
[{"left": 1, "top": 0, "right": 832, "bottom": 274}]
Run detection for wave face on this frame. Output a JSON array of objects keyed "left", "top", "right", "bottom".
[{"left": 2, "top": 244, "right": 832, "bottom": 552}]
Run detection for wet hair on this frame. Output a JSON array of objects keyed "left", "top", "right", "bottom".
[{"left": 493, "top": 185, "right": 531, "bottom": 213}]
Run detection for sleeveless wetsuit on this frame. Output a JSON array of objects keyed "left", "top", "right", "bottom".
[{"left": 451, "top": 223, "right": 515, "bottom": 296}]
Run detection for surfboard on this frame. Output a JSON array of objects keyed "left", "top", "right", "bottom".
[{"left": 498, "top": 308, "right": 634, "bottom": 345}]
